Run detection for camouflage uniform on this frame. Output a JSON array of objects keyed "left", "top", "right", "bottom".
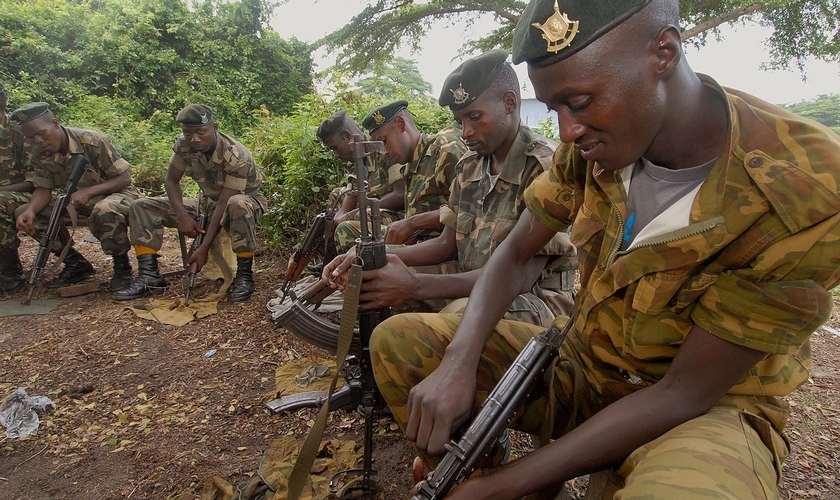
[
  {"left": 0, "top": 115, "right": 33, "bottom": 250},
  {"left": 335, "top": 129, "right": 466, "bottom": 251},
  {"left": 23, "top": 127, "right": 140, "bottom": 255},
  {"left": 129, "top": 132, "right": 266, "bottom": 253},
  {"left": 371, "top": 77, "right": 840, "bottom": 492}
]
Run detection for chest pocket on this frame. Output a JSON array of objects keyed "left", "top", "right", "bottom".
[{"left": 489, "top": 215, "right": 517, "bottom": 243}]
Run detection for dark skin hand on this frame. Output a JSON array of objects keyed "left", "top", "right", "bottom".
[
  {"left": 385, "top": 210, "right": 442, "bottom": 244},
  {"left": 0, "top": 181, "right": 34, "bottom": 193}
]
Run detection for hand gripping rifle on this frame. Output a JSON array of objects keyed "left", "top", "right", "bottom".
[
  {"left": 411, "top": 318, "right": 572, "bottom": 500},
  {"left": 22, "top": 154, "right": 88, "bottom": 306},
  {"left": 275, "top": 135, "right": 389, "bottom": 499},
  {"left": 184, "top": 193, "right": 207, "bottom": 306}
]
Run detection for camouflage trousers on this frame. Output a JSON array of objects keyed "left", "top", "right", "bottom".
[
  {"left": 371, "top": 313, "right": 787, "bottom": 499},
  {"left": 13, "top": 191, "right": 137, "bottom": 255},
  {"left": 0, "top": 191, "right": 31, "bottom": 250},
  {"left": 333, "top": 209, "right": 403, "bottom": 253},
  {"left": 129, "top": 194, "right": 262, "bottom": 254}
]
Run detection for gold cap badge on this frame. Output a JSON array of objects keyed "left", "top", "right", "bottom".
[
  {"left": 450, "top": 83, "right": 470, "bottom": 105},
  {"left": 531, "top": 0, "right": 579, "bottom": 54},
  {"left": 373, "top": 111, "right": 386, "bottom": 125}
]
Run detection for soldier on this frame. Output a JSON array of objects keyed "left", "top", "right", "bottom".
[
  {"left": 0, "top": 83, "right": 34, "bottom": 293},
  {"left": 13, "top": 102, "right": 140, "bottom": 291},
  {"left": 316, "top": 109, "right": 405, "bottom": 231},
  {"left": 113, "top": 104, "right": 266, "bottom": 302},
  {"left": 333, "top": 100, "right": 467, "bottom": 252},
  {"left": 371, "top": 0, "right": 840, "bottom": 498},
  {"left": 324, "top": 49, "right": 576, "bottom": 326}
]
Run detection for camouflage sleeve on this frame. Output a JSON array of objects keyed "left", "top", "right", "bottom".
[
  {"left": 221, "top": 147, "right": 250, "bottom": 193},
  {"left": 92, "top": 137, "right": 130, "bottom": 180},
  {"left": 524, "top": 144, "right": 585, "bottom": 233},
  {"left": 168, "top": 152, "right": 186, "bottom": 172},
  {"left": 693, "top": 214, "right": 840, "bottom": 356},
  {"left": 26, "top": 155, "right": 57, "bottom": 189}
]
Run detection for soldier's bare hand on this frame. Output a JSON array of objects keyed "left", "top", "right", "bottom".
[
  {"left": 384, "top": 219, "right": 415, "bottom": 244},
  {"left": 69, "top": 188, "right": 91, "bottom": 208},
  {"left": 186, "top": 246, "right": 209, "bottom": 272},
  {"left": 177, "top": 213, "right": 202, "bottom": 238},
  {"left": 322, "top": 251, "right": 355, "bottom": 292},
  {"left": 359, "top": 254, "right": 417, "bottom": 309},
  {"left": 16, "top": 211, "right": 35, "bottom": 234}
]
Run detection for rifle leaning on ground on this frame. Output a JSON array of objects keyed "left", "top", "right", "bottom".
[
  {"left": 278, "top": 207, "right": 335, "bottom": 304},
  {"left": 184, "top": 192, "right": 208, "bottom": 306},
  {"left": 278, "top": 134, "right": 390, "bottom": 499},
  {"left": 411, "top": 318, "right": 573, "bottom": 500},
  {"left": 22, "top": 154, "right": 89, "bottom": 306}
]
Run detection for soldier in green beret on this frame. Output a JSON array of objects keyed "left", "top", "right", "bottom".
[
  {"left": 330, "top": 100, "right": 468, "bottom": 253},
  {"left": 113, "top": 104, "right": 267, "bottom": 302},
  {"left": 0, "top": 84, "right": 36, "bottom": 293},
  {"left": 13, "top": 102, "right": 141, "bottom": 291},
  {"left": 324, "top": 50, "right": 576, "bottom": 326},
  {"left": 371, "top": 1, "right": 840, "bottom": 498},
  {"left": 317, "top": 110, "right": 405, "bottom": 240}
]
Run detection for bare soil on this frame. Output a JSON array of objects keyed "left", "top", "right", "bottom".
[{"left": 0, "top": 229, "right": 837, "bottom": 500}]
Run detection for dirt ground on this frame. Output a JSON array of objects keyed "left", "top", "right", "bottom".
[{"left": 0, "top": 229, "right": 838, "bottom": 500}]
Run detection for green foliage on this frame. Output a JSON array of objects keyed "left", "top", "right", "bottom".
[
  {"left": 355, "top": 57, "right": 434, "bottom": 97},
  {"left": 782, "top": 94, "right": 840, "bottom": 133},
  {"left": 534, "top": 116, "right": 559, "bottom": 141},
  {"left": 0, "top": 0, "right": 313, "bottom": 137},
  {"left": 246, "top": 86, "right": 454, "bottom": 248}
]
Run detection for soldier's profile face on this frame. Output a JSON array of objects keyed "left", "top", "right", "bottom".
[
  {"left": 452, "top": 92, "right": 512, "bottom": 157},
  {"left": 21, "top": 116, "right": 64, "bottom": 154},
  {"left": 372, "top": 121, "right": 412, "bottom": 166},
  {"left": 528, "top": 34, "right": 663, "bottom": 172},
  {"left": 181, "top": 123, "right": 218, "bottom": 154},
  {"left": 325, "top": 133, "right": 353, "bottom": 162}
]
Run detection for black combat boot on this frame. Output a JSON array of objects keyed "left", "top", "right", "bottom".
[
  {"left": 111, "top": 254, "right": 167, "bottom": 300},
  {"left": 45, "top": 247, "right": 95, "bottom": 288},
  {"left": 0, "top": 247, "right": 25, "bottom": 294},
  {"left": 109, "top": 253, "right": 133, "bottom": 292},
  {"left": 229, "top": 256, "right": 255, "bottom": 302}
]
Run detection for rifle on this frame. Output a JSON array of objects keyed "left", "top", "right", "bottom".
[
  {"left": 412, "top": 319, "right": 572, "bottom": 500},
  {"left": 271, "top": 135, "right": 389, "bottom": 498},
  {"left": 22, "top": 154, "right": 88, "bottom": 306},
  {"left": 279, "top": 209, "right": 335, "bottom": 303},
  {"left": 184, "top": 193, "right": 207, "bottom": 306}
]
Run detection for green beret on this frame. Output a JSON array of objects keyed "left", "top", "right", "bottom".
[
  {"left": 439, "top": 49, "right": 510, "bottom": 110},
  {"left": 317, "top": 110, "right": 347, "bottom": 142},
  {"left": 362, "top": 100, "right": 408, "bottom": 133},
  {"left": 176, "top": 104, "right": 215, "bottom": 126},
  {"left": 512, "top": 0, "right": 651, "bottom": 65},
  {"left": 9, "top": 102, "right": 50, "bottom": 125}
]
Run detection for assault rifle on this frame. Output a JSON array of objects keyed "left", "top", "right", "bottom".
[
  {"left": 269, "top": 135, "right": 389, "bottom": 497},
  {"left": 278, "top": 208, "right": 335, "bottom": 303},
  {"left": 22, "top": 154, "right": 88, "bottom": 306},
  {"left": 184, "top": 193, "right": 208, "bottom": 306},
  {"left": 411, "top": 319, "right": 572, "bottom": 500}
]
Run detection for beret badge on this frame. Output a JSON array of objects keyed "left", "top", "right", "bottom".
[
  {"left": 450, "top": 83, "right": 470, "bottom": 105},
  {"left": 372, "top": 111, "right": 386, "bottom": 125},
  {"left": 200, "top": 112, "right": 210, "bottom": 125},
  {"left": 531, "top": 0, "right": 579, "bottom": 54}
]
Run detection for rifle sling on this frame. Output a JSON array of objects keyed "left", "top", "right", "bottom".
[{"left": 287, "top": 263, "right": 363, "bottom": 500}]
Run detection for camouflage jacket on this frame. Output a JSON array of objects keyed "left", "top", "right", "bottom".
[
  {"left": 401, "top": 130, "right": 467, "bottom": 219},
  {"left": 170, "top": 131, "right": 266, "bottom": 209},
  {"left": 525, "top": 75, "right": 840, "bottom": 428},
  {"left": 27, "top": 127, "right": 139, "bottom": 197},
  {"left": 441, "top": 124, "right": 573, "bottom": 272},
  {"left": 0, "top": 115, "right": 32, "bottom": 187}
]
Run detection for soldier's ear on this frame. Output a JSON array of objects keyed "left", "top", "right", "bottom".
[
  {"left": 340, "top": 130, "right": 353, "bottom": 141},
  {"left": 393, "top": 115, "right": 406, "bottom": 132},
  {"left": 503, "top": 91, "right": 517, "bottom": 114}
]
